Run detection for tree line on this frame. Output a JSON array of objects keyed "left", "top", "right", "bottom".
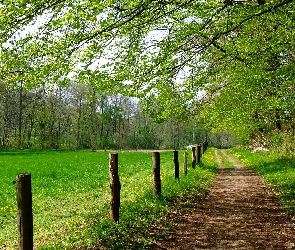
[{"left": 1, "top": 81, "right": 229, "bottom": 150}]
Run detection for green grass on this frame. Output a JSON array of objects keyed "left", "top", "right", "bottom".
[
  {"left": 0, "top": 148, "right": 218, "bottom": 249},
  {"left": 231, "top": 148, "right": 295, "bottom": 216}
]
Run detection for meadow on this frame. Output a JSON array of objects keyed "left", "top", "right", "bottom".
[{"left": 0, "top": 148, "right": 218, "bottom": 249}]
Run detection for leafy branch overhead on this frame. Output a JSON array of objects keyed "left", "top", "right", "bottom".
[{"left": 0, "top": 0, "right": 294, "bottom": 140}]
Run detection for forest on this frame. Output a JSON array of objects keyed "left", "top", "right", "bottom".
[
  {"left": 0, "top": 0, "right": 294, "bottom": 151},
  {"left": 0, "top": 81, "right": 216, "bottom": 150}
]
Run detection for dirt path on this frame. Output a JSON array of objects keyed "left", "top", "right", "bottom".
[{"left": 155, "top": 149, "right": 295, "bottom": 249}]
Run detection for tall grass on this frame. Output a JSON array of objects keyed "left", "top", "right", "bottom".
[
  {"left": 0, "top": 149, "right": 218, "bottom": 249},
  {"left": 231, "top": 149, "right": 295, "bottom": 216}
]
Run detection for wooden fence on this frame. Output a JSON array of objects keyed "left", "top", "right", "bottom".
[{"left": 14, "top": 143, "right": 207, "bottom": 249}]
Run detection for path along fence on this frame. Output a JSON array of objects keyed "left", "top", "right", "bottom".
[{"left": 14, "top": 142, "right": 208, "bottom": 250}]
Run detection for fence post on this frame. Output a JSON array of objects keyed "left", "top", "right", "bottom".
[
  {"left": 109, "top": 153, "right": 121, "bottom": 223},
  {"left": 197, "top": 145, "right": 201, "bottom": 164},
  {"left": 204, "top": 141, "right": 208, "bottom": 152},
  {"left": 201, "top": 143, "right": 204, "bottom": 156},
  {"left": 183, "top": 151, "right": 188, "bottom": 174},
  {"left": 152, "top": 152, "right": 161, "bottom": 197},
  {"left": 191, "top": 146, "right": 196, "bottom": 169},
  {"left": 16, "top": 172, "right": 33, "bottom": 250},
  {"left": 174, "top": 150, "right": 179, "bottom": 179}
]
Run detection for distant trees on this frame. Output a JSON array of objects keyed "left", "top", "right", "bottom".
[{"left": 0, "top": 80, "right": 209, "bottom": 150}]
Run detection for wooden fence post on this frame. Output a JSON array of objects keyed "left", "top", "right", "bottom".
[
  {"left": 191, "top": 146, "right": 196, "bottom": 169},
  {"left": 174, "top": 151, "right": 179, "bottom": 179},
  {"left": 204, "top": 141, "right": 208, "bottom": 152},
  {"left": 183, "top": 151, "right": 188, "bottom": 174},
  {"left": 16, "top": 172, "right": 33, "bottom": 250},
  {"left": 201, "top": 143, "right": 204, "bottom": 156},
  {"left": 197, "top": 145, "right": 201, "bottom": 164},
  {"left": 152, "top": 152, "right": 161, "bottom": 197},
  {"left": 109, "top": 153, "right": 121, "bottom": 223}
]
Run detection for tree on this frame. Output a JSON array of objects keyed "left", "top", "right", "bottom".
[{"left": 198, "top": 0, "right": 295, "bottom": 145}]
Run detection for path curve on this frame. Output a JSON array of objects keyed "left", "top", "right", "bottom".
[{"left": 156, "top": 149, "right": 295, "bottom": 249}]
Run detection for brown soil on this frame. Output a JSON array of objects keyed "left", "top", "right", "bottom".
[{"left": 153, "top": 149, "right": 295, "bottom": 249}]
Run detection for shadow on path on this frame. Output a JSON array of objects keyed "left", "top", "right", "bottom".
[{"left": 156, "top": 149, "right": 295, "bottom": 250}]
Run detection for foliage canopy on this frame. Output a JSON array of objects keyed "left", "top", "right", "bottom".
[{"left": 0, "top": 0, "right": 294, "bottom": 144}]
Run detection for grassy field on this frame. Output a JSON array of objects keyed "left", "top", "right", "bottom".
[
  {"left": 231, "top": 149, "right": 295, "bottom": 216},
  {"left": 0, "top": 148, "right": 218, "bottom": 249}
]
